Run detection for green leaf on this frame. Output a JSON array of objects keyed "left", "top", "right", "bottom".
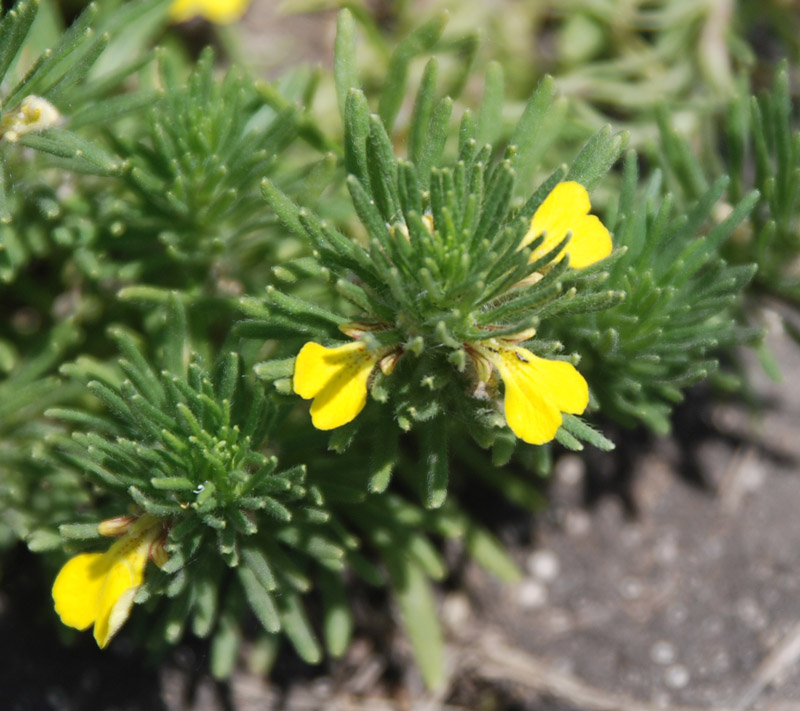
[
  {"left": 210, "top": 610, "right": 241, "bottom": 680},
  {"left": 0, "top": 0, "right": 41, "bottom": 84},
  {"left": 366, "top": 114, "right": 401, "bottom": 221},
  {"left": 5, "top": 2, "right": 98, "bottom": 106},
  {"left": 237, "top": 566, "right": 280, "bottom": 634},
  {"left": 509, "top": 75, "right": 555, "bottom": 189},
  {"left": 477, "top": 61, "right": 504, "bottom": 147},
  {"left": 378, "top": 12, "right": 447, "bottom": 132},
  {"left": 465, "top": 521, "right": 522, "bottom": 583},
  {"left": 334, "top": 8, "right": 359, "bottom": 118},
  {"left": 416, "top": 96, "right": 453, "bottom": 189},
  {"left": 279, "top": 593, "right": 322, "bottom": 664},
  {"left": 150, "top": 476, "right": 195, "bottom": 491},
  {"left": 408, "top": 58, "right": 438, "bottom": 165},
  {"left": 566, "top": 125, "right": 627, "bottom": 191},
  {"left": 344, "top": 88, "right": 370, "bottom": 185},
  {"left": 319, "top": 570, "right": 352, "bottom": 658},
  {"left": 241, "top": 546, "right": 277, "bottom": 592},
  {"left": 189, "top": 563, "right": 219, "bottom": 638},
  {"left": 422, "top": 416, "right": 448, "bottom": 508},
  {"left": 384, "top": 550, "right": 445, "bottom": 690},
  {"left": 18, "top": 129, "right": 122, "bottom": 174},
  {"left": 560, "top": 414, "right": 614, "bottom": 451},
  {"left": 57, "top": 522, "right": 101, "bottom": 540}
]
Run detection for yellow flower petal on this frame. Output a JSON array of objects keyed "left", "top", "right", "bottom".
[
  {"left": 169, "top": 0, "right": 198, "bottom": 21},
  {"left": 522, "top": 181, "right": 612, "bottom": 269},
  {"left": 93, "top": 544, "right": 146, "bottom": 648},
  {"left": 52, "top": 552, "right": 111, "bottom": 631},
  {"left": 294, "top": 341, "right": 379, "bottom": 430},
  {"left": 170, "top": 0, "right": 250, "bottom": 24},
  {"left": 52, "top": 516, "right": 163, "bottom": 648},
  {"left": 491, "top": 346, "right": 589, "bottom": 445}
]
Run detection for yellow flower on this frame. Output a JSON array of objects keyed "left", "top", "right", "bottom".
[
  {"left": 469, "top": 337, "right": 589, "bottom": 445},
  {"left": 170, "top": 0, "right": 250, "bottom": 24},
  {"left": 522, "top": 181, "right": 612, "bottom": 269},
  {"left": 294, "top": 337, "right": 399, "bottom": 430},
  {"left": 52, "top": 515, "right": 166, "bottom": 649}
]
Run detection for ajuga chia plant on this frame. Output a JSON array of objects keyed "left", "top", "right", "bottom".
[
  {"left": 0, "top": 0, "right": 769, "bottom": 694},
  {"left": 285, "top": 0, "right": 749, "bottom": 146},
  {"left": 0, "top": 0, "right": 166, "bottom": 283},
  {"left": 250, "top": 10, "right": 626, "bottom": 508},
  {"left": 46, "top": 296, "right": 520, "bottom": 687},
  {"left": 47, "top": 297, "right": 353, "bottom": 671},
  {"left": 658, "top": 61, "right": 800, "bottom": 316},
  {"left": 0, "top": 321, "right": 86, "bottom": 551},
  {"left": 105, "top": 46, "right": 307, "bottom": 289},
  {"left": 563, "top": 152, "right": 761, "bottom": 434}
]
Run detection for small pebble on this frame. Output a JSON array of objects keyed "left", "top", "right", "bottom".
[
  {"left": 546, "top": 609, "right": 572, "bottom": 634},
  {"left": 620, "top": 526, "right": 643, "bottom": 547},
  {"left": 650, "top": 640, "right": 676, "bottom": 665},
  {"left": 516, "top": 579, "right": 548, "bottom": 609},
  {"left": 564, "top": 510, "right": 591, "bottom": 537},
  {"left": 619, "top": 577, "right": 644, "bottom": 600},
  {"left": 702, "top": 617, "right": 724, "bottom": 637},
  {"left": 711, "top": 650, "right": 730, "bottom": 674},
  {"left": 441, "top": 592, "right": 471, "bottom": 630},
  {"left": 654, "top": 535, "right": 679, "bottom": 564},
  {"left": 652, "top": 690, "right": 672, "bottom": 709},
  {"left": 736, "top": 597, "right": 767, "bottom": 630},
  {"left": 555, "top": 454, "right": 585, "bottom": 486},
  {"left": 703, "top": 538, "right": 724, "bottom": 559},
  {"left": 664, "top": 664, "right": 690, "bottom": 689},
  {"left": 310, "top": 678, "right": 334, "bottom": 697},
  {"left": 526, "top": 550, "right": 560, "bottom": 582},
  {"left": 667, "top": 604, "right": 688, "bottom": 625}
]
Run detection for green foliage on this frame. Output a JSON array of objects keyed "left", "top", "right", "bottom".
[
  {"left": 659, "top": 61, "right": 800, "bottom": 310},
  {"left": 108, "top": 47, "right": 303, "bottom": 282},
  {"left": 47, "top": 298, "right": 341, "bottom": 664},
  {"left": 254, "top": 32, "right": 628, "bottom": 495},
  {"left": 0, "top": 322, "right": 85, "bottom": 549},
  {"left": 0, "top": 0, "right": 787, "bottom": 692},
  {"left": 566, "top": 152, "right": 760, "bottom": 434},
  {"left": 0, "top": 0, "right": 163, "bottom": 283}
]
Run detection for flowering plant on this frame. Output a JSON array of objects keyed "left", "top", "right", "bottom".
[{"left": 0, "top": 0, "right": 781, "bottom": 691}]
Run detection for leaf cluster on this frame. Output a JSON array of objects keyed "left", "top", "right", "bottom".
[
  {"left": 254, "top": 29, "right": 628, "bottom": 464},
  {"left": 566, "top": 152, "right": 760, "bottom": 433}
]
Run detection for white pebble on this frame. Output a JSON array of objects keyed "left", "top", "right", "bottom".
[
  {"left": 619, "top": 577, "right": 644, "bottom": 600},
  {"left": 441, "top": 592, "right": 471, "bottom": 630},
  {"left": 736, "top": 598, "right": 767, "bottom": 630},
  {"left": 650, "top": 641, "right": 676, "bottom": 665},
  {"left": 516, "top": 579, "right": 548, "bottom": 609},
  {"left": 667, "top": 604, "right": 688, "bottom": 625},
  {"left": 526, "top": 550, "right": 560, "bottom": 582},
  {"left": 664, "top": 664, "right": 690, "bottom": 689}
]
